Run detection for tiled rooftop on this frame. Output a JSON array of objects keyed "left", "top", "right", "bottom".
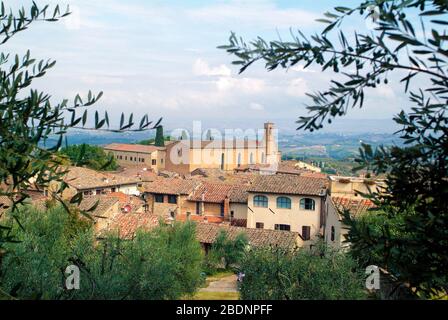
[
  {"left": 332, "top": 196, "right": 376, "bottom": 217},
  {"left": 248, "top": 174, "right": 327, "bottom": 196},
  {"left": 105, "top": 212, "right": 160, "bottom": 239},
  {"left": 188, "top": 182, "right": 248, "bottom": 203},
  {"left": 64, "top": 166, "right": 143, "bottom": 190},
  {"left": 103, "top": 143, "right": 162, "bottom": 154},
  {"left": 31, "top": 195, "right": 119, "bottom": 219},
  {"left": 195, "top": 223, "right": 300, "bottom": 249}
]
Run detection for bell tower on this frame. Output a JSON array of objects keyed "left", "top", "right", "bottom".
[{"left": 263, "top": 122, "right": 278, "bottom": 163}]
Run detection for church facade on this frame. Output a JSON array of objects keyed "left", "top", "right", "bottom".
[{"left": 104, "top": 122, "right": 281, "bottom": 174}]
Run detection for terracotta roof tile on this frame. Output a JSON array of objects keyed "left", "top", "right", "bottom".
[
  {"left": 30, "top": 195, "right": 119, "bottom": 219},
  {"left": 106, "top": 212, "right": 160, "bottom": 239},
  {"left": 103, "top": 143, "right": 162, "bottom": 154},
  {"left": 195, "top": 223, "right": 300, "bottom": 249},
  {"left": 142, "top": 177, "right": 200, "bottom": 195},
  {"left": 248, "top": 174, "right": 327, "bottom": 196},
  {"left": 64, "top": 166, "right": 142, "bottom": 190},
  {"left": 332, "top": 196, "right": 376, "bottom": 217},
  {"left": 188, "top": 182, "right": 248, "bottom": 203}
]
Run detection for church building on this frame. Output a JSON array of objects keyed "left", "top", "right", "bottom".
[{"left": 104, "top": 122, "right": 281, "bottom": 174}]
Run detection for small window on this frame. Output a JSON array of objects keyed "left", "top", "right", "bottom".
[
  {"left": 275, "top": 224, "right": 291, "bottom": 231},
  {"left": 96, "top": 189, "right": 101, "bottom": 195},
  {"left": 152, "top": 159, "right": 157, "bottom": 165},
  {"left": 300, "top": 198, "right": 315, "bottom": 210},
  {"left": 302, "top": 226, "right": 311, "bottom": 240},
  {"left": 220, "top": 203, "right": 225, "bottom": 217},
  {"left": 256, "top": 222, "right": 264, "bottom": 229},
  {"left": 196, "top": 202, "right": 201, "bottom": 215},
  {"left": 331, "top": 226, "right": 335, "bottom": 242},
  {"left": 111, "top": 188, "right": 116, "bottom": 193},
  {"left": 125, "top": 156, "right": 127, "bottom": 160},
  {"left": 130, "top": 156, "right": 133, "bottom": 161},
  {"left": 253, "top": 195, "right": 268, "bottom": 207},
  {"left": 276, "top": 197, "right": 291, "bottom": 209},
  {"left": 154, "top": 194, "right": 164, "bottom": 203},
  {"left": 161, "top": 158, "right": 164, "bottom": 164},
  {"left": 230, "top": 211, "right": 234, "bottom": 218},
  {"left": 168, "top": 195, "right": 177, "bottom": 204}
]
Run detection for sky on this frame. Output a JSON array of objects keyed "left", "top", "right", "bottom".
[{"left": 5, "top": 0, "right": 410, "bottom": 132}]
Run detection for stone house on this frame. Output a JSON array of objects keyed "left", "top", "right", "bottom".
[{"left": 246, "top": 174, "right": 335, "bottom": 245}]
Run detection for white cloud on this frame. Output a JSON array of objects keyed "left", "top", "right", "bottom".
[
  {"left": 216, "top": 77, "right": 265, "bottom": 93},
  {"left": 290, "top": 64, "right": 316, "bottom": 73},
  {"left": 250, "top": 102, "right": 264, "bottom": 111},
  {"left": 193, "top": 59, "right": 232, "bottom": 77},
  {"left": 286, "top": 78, "right": 310, "bottom": 97},
  {"left": 375, "top": 84, "right": 395, "bottom": 98}
]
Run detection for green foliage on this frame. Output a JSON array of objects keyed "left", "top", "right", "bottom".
[
  {"left": 221, "top": 0, "right": 448, "bottom": 297},
  {"left": 154, "top": 126, "right": 165, "bottom": 147},
  {"left": 239, "top": 244, "right": 367, "bottom": 300},
  {"left": 205, "top": 230, "right": 248, "bottom": 271},
  {"left": 0, "top": 206, "right": 203, "bottom": 299},
  {"left": 0, "top": 1, "right": 161, "bottom": 246},
  {"left": 59, "top": 144, "right": 118, "bottom": 171}
]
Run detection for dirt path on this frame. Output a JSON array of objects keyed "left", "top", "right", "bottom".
[{"left": 199, "top": 274, "right": 238, "bottom": 293}]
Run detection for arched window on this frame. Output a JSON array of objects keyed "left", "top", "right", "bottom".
[
  {"left": 250, "top": 152, "right": 254, "bottom": 164},
  {"left": 253, "top": 195, "right": 268, "bottom": 207},
  {"left": 276, "top": 197, "right": 291, "bottom": 209},
  {"left": 331, "top": 226, "right": 335, "bottom": 242},
  {"left": 220, "top": 153, "right": 225, "bottom": 170},
  {"left": 237, "top": 153, "right": 242, "bottom": 167},
  {"left": 300, "top": 198, "right": 315, "bottom": 210}
]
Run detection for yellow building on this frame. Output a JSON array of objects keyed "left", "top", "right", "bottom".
[
  {"left": 165, "top": 122, "right": 281, "bottom": 174},
  {"left": 246, "top": 174, "right": 330, "bottom": 245},
  {"left": 104, "top": 122, "right": 281, "bottom": 174},
  {"left": 103, "top": 143, "right": 167, "bottom": 172}
]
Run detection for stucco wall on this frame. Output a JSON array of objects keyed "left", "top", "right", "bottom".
[
  {"left": 324, "top": 196, "right": 343, "bottom": 249},
  {"left": 330, "top": 178, "right": 385, "bottom": 199},
  {"left": 247, "top": 193, "right": 322, "bottom": 237},
  {"left": 106, "top": 150, "right": 152, "bottom": 166},
  {"left": 230, "top": 203, "right": 248, "bottom": 220}
]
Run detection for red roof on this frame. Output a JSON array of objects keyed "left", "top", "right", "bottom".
[
  {"left": 332, "top": 196, "right": 376, "bottom": 217},
  {"left": 188, "top": 182, "right": 248, "bottom": 203},
  {"left": 104, "top": 143, "right": 162, "bottom": 154}
]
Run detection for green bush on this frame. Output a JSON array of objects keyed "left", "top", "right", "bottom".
[
  {"left": 59, "top": 144, "right": 118, "bottom": 171},
  {"left": 239, "top": 243, "right": 367, "bottom": 300},
  {"left": 0, "top": 206, "right": 203, "bottom": 299},
  {"left": 205, "top": 230, "right": 248, "bottom": 271}
]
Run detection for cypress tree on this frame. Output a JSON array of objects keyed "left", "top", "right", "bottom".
[{"left": 155, "top": 126, "right": 165, "bottom": 147}]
